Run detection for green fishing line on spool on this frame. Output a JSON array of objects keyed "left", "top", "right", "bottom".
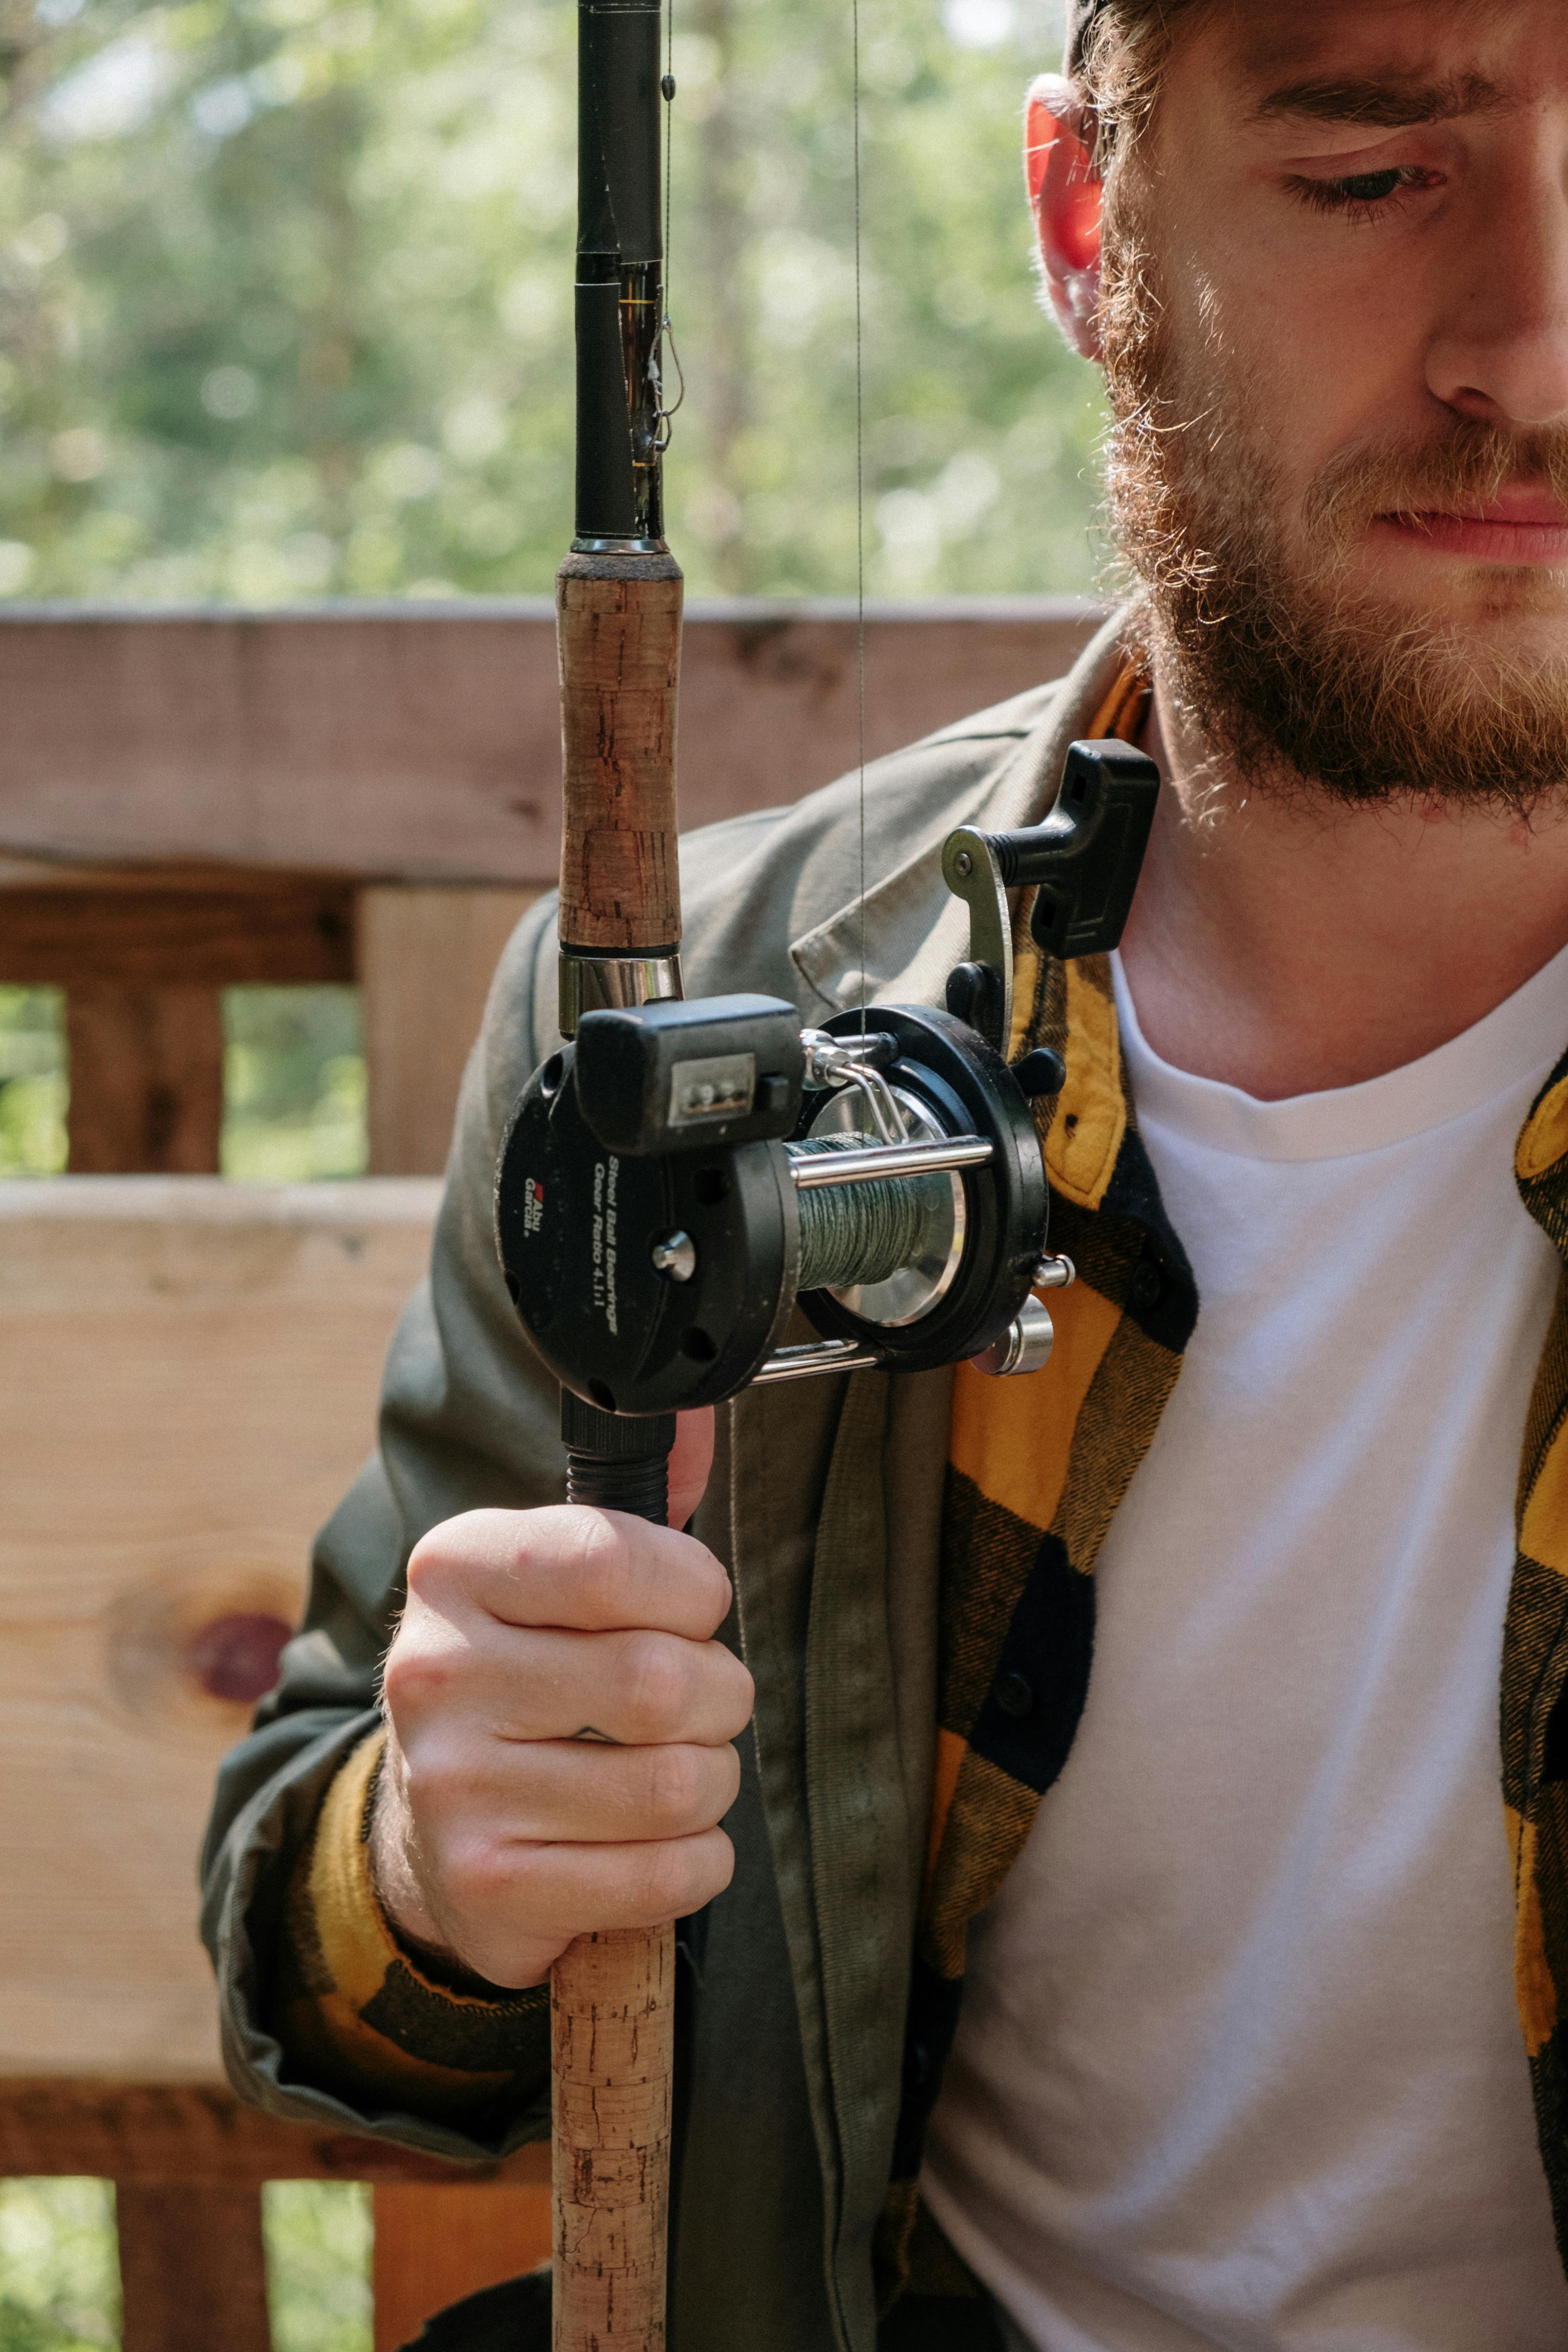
[{"left": 791, "top": 1134, "right": 951, "bottom": 1294}]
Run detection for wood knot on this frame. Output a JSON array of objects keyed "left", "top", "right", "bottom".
[
  {"left": 106, "top": 1564, "right": 303, "bottom": 1739},
  {"left": 184, "top": 1611, "right": 292, "bottom": 1703}
]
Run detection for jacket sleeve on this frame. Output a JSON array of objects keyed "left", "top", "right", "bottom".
[{"left": 200, "top": 893, "right": 567, "bottom": 2162}]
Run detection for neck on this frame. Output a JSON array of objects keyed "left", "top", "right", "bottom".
[{"left": 1116, "top": 671, "right": 1568, "bottom": 1099}]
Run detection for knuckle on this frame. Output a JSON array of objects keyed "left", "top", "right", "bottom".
[
  {"left": 620, "top": 1631, "right": 691, "bottom": 1736},
  {"left": 703, "top": 1827, "right": 737, "bottom": 1900},
  {"left": 398, "top": 1740, "right": 470, "bottom": 1829},
  {"left": 560, "top": 1507, "right": 636, "bottom": 1616},
  {"left": 711, "top": 1650, "right": 756, "bottom": 1734},
  {"left": 644, "top": 1744, "right": 707, "bottom": 1832},
  {"left": 674, "top": 1534, "right": 728, "bottom": 1617},
  {"left": 404, "top": 1528, "right": 463, "bottom": 1603},
  {"left": 650, "top": 1828, "right": 732, "bottom": 1919},
  {"left": 380, "top": 1638, "right": 446, "bottom": 1723},
  {"left": 631, "top": 1841, "right": 694, "bottom": 1920},
  {"left": 440, "top": 1831, "right": 514, "bottom": 1922}
]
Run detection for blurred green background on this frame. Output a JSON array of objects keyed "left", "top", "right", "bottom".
[
  {"left": 0, "top": 0, "right": 1102, "bottom": 1190},
  {"left": 0, "top": 0, "right": 1093, "bottom": 601},
  {"left": 0, "top": 984, "right": 367, "bottom": 1178},
  {"left": 0, "top": 2179, "right": 371, "bottom": 2352}
]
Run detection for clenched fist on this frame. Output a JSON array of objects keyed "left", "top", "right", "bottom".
[{"left": 371, "top": 1410, "right": 752, "bottom": 1988}]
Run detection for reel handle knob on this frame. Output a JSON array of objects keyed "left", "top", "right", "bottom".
[{"left": 1015, "top": 1046, "right": 1066, "bottom": 1099}]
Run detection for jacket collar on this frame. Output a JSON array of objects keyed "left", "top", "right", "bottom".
[
  {"left": 787, "top": 606, "right": 1137, "bottom": 1020},
  {"left": 787, "top": 606, "right": 1138, "bottom": 1208}
]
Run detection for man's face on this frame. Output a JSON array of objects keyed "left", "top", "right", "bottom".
[{"left": 1102, "top": 0, "right": 1568, "bottom": 805}]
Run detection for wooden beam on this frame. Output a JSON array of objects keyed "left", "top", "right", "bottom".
[
  {"left": 0, "top": 878, "right": 355, "bottom": 988},
  {"left": 66, "top": 986, "right": 224, "bottom": 1173},
  {"left": 359, "top": 887, "right": 539, "bottom": 1176},
  {"left": 0, "top": 1177, "right": 438, "bottom": 2079},
  {"left": 0, "top": 600, "right": 1107, "bottom": 884},
  {"left": 0, "top": 2079, "right": 546, "bottom": 2187}
]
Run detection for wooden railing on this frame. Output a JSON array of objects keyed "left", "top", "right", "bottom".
[{"left": 0, "top": 596, "right": 1104, "bottom": 2347}]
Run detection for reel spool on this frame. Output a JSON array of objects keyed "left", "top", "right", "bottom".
[{"left": 496, "top": 735, "right": 1159, "bottom": 1418}]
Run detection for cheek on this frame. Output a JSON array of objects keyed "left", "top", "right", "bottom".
[
  {"left": 1205, "top": 215, "right": 1439, "bottom": 432},
  {"left": 1159, "top": 236, "right": 1428, "bottom": 508}
]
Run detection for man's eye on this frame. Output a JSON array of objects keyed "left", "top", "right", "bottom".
[{"left": 1288, "top": 165, "right": 1433, "bottom": 220}]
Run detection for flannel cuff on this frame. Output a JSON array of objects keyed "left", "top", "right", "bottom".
[{"left": 273, "top": 1724, "right": 549, "bottom": 2124}]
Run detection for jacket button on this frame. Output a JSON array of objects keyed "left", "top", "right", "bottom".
[
  {"left": 995, "top": 1670, "right": 1034, "bottom": 1719},
  {"left": 1130, "top": 1263, "right": 1163, "bottom": 1310}
]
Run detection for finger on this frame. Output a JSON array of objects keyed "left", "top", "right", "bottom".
[
  {"left": 390, "top": 1623, "right": 755, "bottom": 1749},
  {"left": 669, "top": 1406, "right": 715, "bottom": 1531},
  {"left": 440, "top": 1825, "right": 737, "bottom": 1981},
  {"left": 407, "top": 1505, "right": 732, "bottom": 1639},
  {"left": 451, "top": 1738, "right": 742, "bottom": 1845}
]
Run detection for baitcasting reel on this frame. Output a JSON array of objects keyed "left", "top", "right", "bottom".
[{"left": 496, "top": 738, "right": 1158, "bottom": 1453}]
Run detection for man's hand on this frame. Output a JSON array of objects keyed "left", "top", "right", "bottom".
[{"left": 372, "top": 1409, "right": 751, "bottom": 1989}]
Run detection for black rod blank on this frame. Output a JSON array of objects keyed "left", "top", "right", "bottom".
[{"left": 574, "top": 0, "right": 666, "bottom": 544}]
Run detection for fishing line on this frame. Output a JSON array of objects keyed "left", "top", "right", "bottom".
[
  {"left": 852, "top": 0, "right": 866, "bottom": 1037},
  {"left": 663, "top": 0, "right": 674, "bottom": 272},
  {"left": 657, "top": 0, "right": 684, "bottom": 447}
]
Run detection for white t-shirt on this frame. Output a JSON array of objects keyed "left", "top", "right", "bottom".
[{"left": 921, "top": 942, "right": 1568, "bottom": 2350}]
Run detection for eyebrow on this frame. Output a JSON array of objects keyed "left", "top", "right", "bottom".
[{"left": 1253, "top": 70, "right": 1507, "bottom": 129}]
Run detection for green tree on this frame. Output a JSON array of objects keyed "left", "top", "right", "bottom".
[{"left": 0, "top": 0, "right": 1105, "bottom": 601}]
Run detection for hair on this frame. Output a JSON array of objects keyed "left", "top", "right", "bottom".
[{"left": 1073, "top": 1, "right": 1215, "bottom": 170}]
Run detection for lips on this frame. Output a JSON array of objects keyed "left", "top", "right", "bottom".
[{"left": 1376, "top": 483, "right": 1568, "bottom": 565}]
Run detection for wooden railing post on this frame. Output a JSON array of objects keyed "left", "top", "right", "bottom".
[
  {"left": 116, "top": 2180, "right": 271, "bottom": 2352},
  {"left": 65, "top": 986, "right": 224, "bottom": 1173},
  {"left": 357, "top": 885, "right": 539, "bottom": 1176}
]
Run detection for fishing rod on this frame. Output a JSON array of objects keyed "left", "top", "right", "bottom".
[{"left": 495, "top": 6, "right": 1160, "bottom": 2342}]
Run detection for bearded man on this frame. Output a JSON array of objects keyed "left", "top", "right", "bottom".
[{"left": 204, "top": 2, "right": 1568, "bottom": 2345}]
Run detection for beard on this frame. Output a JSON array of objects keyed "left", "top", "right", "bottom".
[{"left": 1098, "top": 204, "right": 1568, "bottom": 813}]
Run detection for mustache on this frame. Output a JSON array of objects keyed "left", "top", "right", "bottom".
[{"left": 1306, "top": 421, "right": 1568, "bottom": 556}]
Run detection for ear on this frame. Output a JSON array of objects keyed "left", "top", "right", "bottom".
[{"left": 1025, "top": 73, "right": 1103, "bottom": 361}]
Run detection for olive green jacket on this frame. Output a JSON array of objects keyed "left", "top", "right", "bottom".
[{"left": 199, "top": 611, "right": 1134, "bottom": 2350}]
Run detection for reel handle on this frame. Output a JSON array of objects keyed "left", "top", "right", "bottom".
[{"left": 554, "top": 1393, "right": 678, "bottom": 2351}]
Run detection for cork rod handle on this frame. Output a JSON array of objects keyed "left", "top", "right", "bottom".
[
  {"left": 557, "top": 547, "right": 684, "bottom": 957},
  {"left": 551, "top": 1407, "right": 679, "bottom": 2349},
  {"left": 552, "top": 1922, "right": 676, "bottom": 2352}
]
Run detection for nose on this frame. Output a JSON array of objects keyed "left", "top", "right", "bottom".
[{"left": 1426, "top": 140, "right": 1568, "bottom": 430}]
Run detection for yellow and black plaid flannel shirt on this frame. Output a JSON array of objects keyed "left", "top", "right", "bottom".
[{"left": 280, "top": 669, "right": 1568, "bottom": 2335}]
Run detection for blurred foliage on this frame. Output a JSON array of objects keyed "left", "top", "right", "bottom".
[
  {"left": 0, "top": 985, "right": 67, "bottom": 1172},
  {"left": 222, "top": 984, "right": 366, "bottom": 1178},
  {"left": 0, "top": 0, "right": 1102, "bottom": 600},
  {"left": 0, "top": 984, "right": 364, "bottom": 1179},
  {"left": 0, "top": 2180, "right": 117, "bottom": 2352},
  {"left": 0, "top": 2180, "right": 372, "bottom": 2352},
  {"left": 263, "top": 2182, "right": 372, "bottom": 2352}
]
